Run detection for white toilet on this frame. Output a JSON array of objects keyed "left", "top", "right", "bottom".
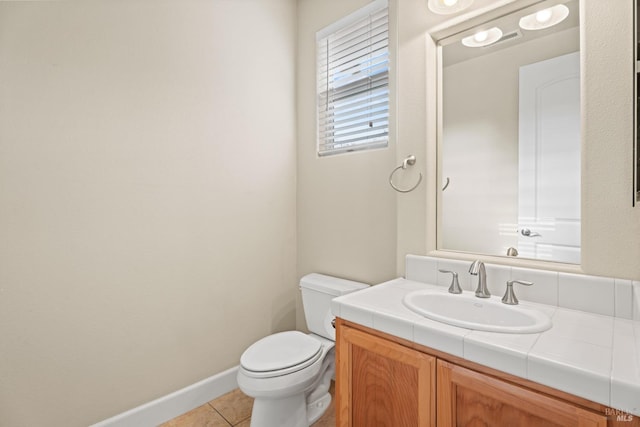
[{"left": 237, "top": 273, "right": 368, "bottom": 427}]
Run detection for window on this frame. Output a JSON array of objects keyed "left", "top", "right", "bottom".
[{"left": 316, "top": 0, "right": 390, "bottom": 156}]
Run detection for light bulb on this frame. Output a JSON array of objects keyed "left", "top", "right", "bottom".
[
  {"left": 535, "top": 9, "right": 553, "bottom": 23},
  {"left": 474, "top": 31, "right": 488, "bottom": 42},
  {"left": 519, "top": 4, "right": 569, "bottom": 31},
  {"left": 428, "top": 0, "right": 473, "bottom": 15},
  {"left": 461, "top": 27, "right": 502, "bottom": 47}
]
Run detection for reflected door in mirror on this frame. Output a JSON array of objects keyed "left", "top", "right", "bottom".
[{"left": 518, "top": 52, "right": 580, "bottom": 263}]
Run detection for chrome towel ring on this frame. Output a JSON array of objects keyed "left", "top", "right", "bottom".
[{"left": 389, "top": 155, "right": 423, "bottom": 193}]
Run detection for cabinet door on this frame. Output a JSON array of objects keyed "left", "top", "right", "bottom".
[
  {"left": 336, "top": 323, "right": 436, "bottom": 427},
  {"left": 437, "top": 360, "right": 607, "bottom": 427}
]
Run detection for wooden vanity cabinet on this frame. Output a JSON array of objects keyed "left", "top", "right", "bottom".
[
  {"left": 437, "top": 360, "right": 606, "bottom": 427},
  {"left": 336, "top": 319, "right": 631, "bottom": 427},
  {"left": 335, "top": 321, "right": 436, "bottom": 427}
]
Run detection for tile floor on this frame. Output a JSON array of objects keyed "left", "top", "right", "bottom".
[{"left": 160, "top": 382, "right": 335, "bottom": 427}]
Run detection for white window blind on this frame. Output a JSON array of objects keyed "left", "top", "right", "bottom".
[{"left": 316, "top": 0, "right": 389, "bottom": 156}]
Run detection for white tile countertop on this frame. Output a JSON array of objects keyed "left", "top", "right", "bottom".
[{"left": 331, "top": 277, "right": 640, "bottom": 417}]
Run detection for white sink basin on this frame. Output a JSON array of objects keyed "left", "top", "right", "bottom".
[{"left": 402, "top": 289, "right": 552, "bottom": 334}]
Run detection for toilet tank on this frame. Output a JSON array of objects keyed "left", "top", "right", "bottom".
[{"left": 300, "top": 273, "right": 369, "bottom": 341}]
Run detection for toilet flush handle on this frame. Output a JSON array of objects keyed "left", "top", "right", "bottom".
[{"left": 331, "top": 318, "right": 336, "bottom": 329}]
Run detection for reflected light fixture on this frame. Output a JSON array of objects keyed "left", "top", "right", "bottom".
[
  {"left": 428, "top": 0, "right": 473, "bottom": 15},
  {"left": 461, "top": 27, "right": 503, "bottom": 47},
  {"left": 519, "top": 4, "right": 569, "bottom": 31}
]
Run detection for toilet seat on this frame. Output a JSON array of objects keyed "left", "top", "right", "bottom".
[{"left": 240, "top": 331, "right": 323, "bottom": 379}]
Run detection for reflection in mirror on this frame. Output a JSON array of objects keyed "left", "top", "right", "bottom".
[{"left": 438, "top": 0, "right": 580, "bottom": 264}]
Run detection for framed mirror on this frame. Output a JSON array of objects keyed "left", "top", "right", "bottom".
[{"left": 436, "top": 0, "right": 581, "bottom": 264}]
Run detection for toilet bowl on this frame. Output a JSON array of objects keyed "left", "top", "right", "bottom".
[{"left": 237, "top": 274, "right": 368, "bottom": 427}]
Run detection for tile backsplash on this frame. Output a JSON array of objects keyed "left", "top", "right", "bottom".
[{"left": 406, "top": 255, "right": 639, "bottom": 319}]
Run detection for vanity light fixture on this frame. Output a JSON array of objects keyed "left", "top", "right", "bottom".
[
  {"left": 427, "top": 0, "right": 473, "bottom": 15},
  {"left": 519, "top": 4, "right": 569, "bottom": 31},
  {"left": 461, "top": 27, "right": 503, "bottom": 47}
]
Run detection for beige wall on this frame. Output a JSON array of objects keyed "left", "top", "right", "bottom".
[
  {"left": 296, "top": 0, "right": 640, "bottom": 329},
  {"left": 580, "top": 0, "right": 640, "bottom": 279},
  {"left": 394, "top": 0, "right": 432, "bottom": 275},
  {"left": 295, "top": 0, "right": 399, "bottom": 329},
  {"left": 0, "top": 1, "right": 296, "bottom": 426}
]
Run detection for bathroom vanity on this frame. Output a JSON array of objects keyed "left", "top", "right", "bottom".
[
  {"left": 336, "top": 320, "right": 622, "bottom": 426},
  {"left": 332, "top": 256, "right": 640, "bottom": 426}
]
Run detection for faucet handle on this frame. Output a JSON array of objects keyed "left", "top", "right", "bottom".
[
  {"left": 501, "top": 280, "right": 533, "bottom": 305},
  {"left": 439, "top": 269, "right": 462, "bottom": 294}
]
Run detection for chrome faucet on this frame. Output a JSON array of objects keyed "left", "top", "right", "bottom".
[
  {"left": 469, "top": 260, "right": 490, "bottom": 298},
  {"left": 439, "top": 269, "right": 462, "bottom": 294},
  {"left": 501, "top": 279, "right": 534, "bottom": 305}
]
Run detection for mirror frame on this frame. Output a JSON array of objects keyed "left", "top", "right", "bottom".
[{"left": 425, "top": 0, "right": 585, "bottom": 273}]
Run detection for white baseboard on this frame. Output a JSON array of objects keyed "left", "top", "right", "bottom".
[{"left": 91, "top": 365, "right": 239, "bottom": 427}]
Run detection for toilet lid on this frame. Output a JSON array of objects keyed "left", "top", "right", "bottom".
[{"left": 240, "top": 331, "right": 322, "bottom": 374}]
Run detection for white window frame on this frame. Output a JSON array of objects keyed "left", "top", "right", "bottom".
[{"left": 316, "top": 0, "right": 390, "bottom": 157}]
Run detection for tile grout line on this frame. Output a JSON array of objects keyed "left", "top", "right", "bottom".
[
  {"left": 233, "top": 415, "right": 252, "bottom": 426},
  {"left": 207, "top": 403, "right": 233, "bottom": 427}
]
